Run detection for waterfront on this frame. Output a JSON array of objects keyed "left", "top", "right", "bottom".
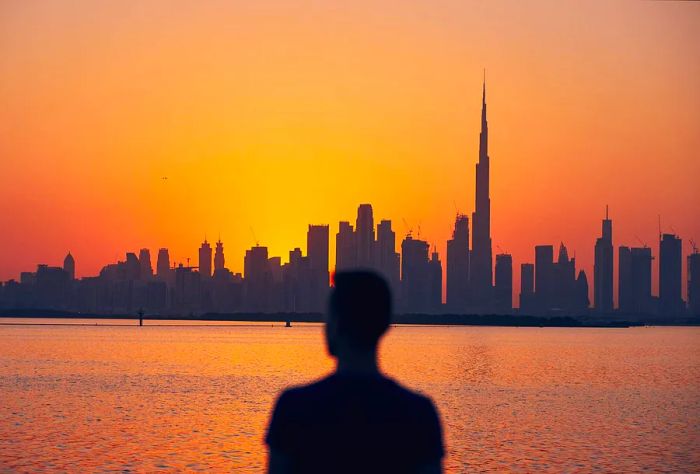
[{"left": 1, "top": 321, "right": 698, "bottom": 472}]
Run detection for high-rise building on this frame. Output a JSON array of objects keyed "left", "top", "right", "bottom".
[
  {"left": 519, "top": 263, "right": 534, "bottom": 312},
  {"left": 446, "top": 214, "right": 470, "bottom": 312},
  {"left": 575, "top": 270, "right": 590, "bottom": 312},
  {"left": 594, "top": 207, "right": 614, "bottom": 313},
  {"left": 336, "top": 221, "right": 356, "bottom": 272},
  {"left": 63, "top": 252, "right": 75, "bottom": 280},
  {"left": 376, "top": 220, "right": 400, "bottom": 295},
  {"left": 244, "top": 245, "right": 270, "bottom": 312},
  {"left": 125, "top": 253, "right": 140, "bottom": 280},
  {"left": 307, "top": 225, "right": 329, "bottom": 312},
  {"left": 494, "top": 253, "right": 513, "bottom": 313},
  {"left": 688, "top": 249, "right": 700, "bottom": 317},
  {"left": 535, "top": 245, "right": 554, "bottom": 312},
  {"left": 199, "top": 239, "right": 212, "bottom": 280},
  {"left": 552, "top": 243, "right": 576, "bottom": 311},
  {"left": 659, "top": 233, "right": 683, "bottom": 317},
  {"left": 619, "top": 246, "right": 653, "bottom": 315},
  {"left": 428, "top": 249, "right": 443, "bottom": 312},
  {"left": 138, "top": 249, "right": 153, "bottom": 279},
  {"left": 401, "top": 236, "right": 430, "bottom": 313},
  {"left": 470, "top": 78, "right": 493, "bottom": 309},
  {"left": 214, "top": 239, "right": 225, "bottom": 273},
  {"left": 156, "top": 248, "right": 171, "bottom": 280},
  {"left": 356, "top": 204, "right": 375, "bottom": 268}
]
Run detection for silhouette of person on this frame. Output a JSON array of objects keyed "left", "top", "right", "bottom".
[{"left": 266, "top": 271, "right": 444, "bottom": 473}]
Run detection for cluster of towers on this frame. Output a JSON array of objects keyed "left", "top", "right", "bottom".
[{"left": 2, "top": 79, "right": 699, "bottom": 320}]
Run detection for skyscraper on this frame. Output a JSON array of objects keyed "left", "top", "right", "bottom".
[
  {"left": 519, "top": 263, "right": 534, "bottom": 312},
  {"left": 494, "top": 253, "right": 513, "bottom": 313},
  {"left": 535, "top": 245, "right": 554, "bottom": 312},
  {"left": 659, "top": 233, "right": 683, "bottom": 317},
  {"left": 470, "top": 77, "right": 493, "bottom": 309},
  {"left": 428, "top": 249, "right": 443, "bottom": 312},
  {"left": 63, "top": 252, "right": 75, "bottom": 280},
  {"left": 214, "top": 239, "right": 225, "bottom": 273},
  {"left": 619, "top": 246, "right": 653, "bottom": 315},
  {"left": 138, "top": 248, "right": 153, "bottom": 279},
  {"left": 689, "top": 249, "right": 700, "bottom": 317},
  {"left": 594, "top": 207, "right": 613, "bottom": 313},
  {"left": 244, "top": 245, "right": 270, "bottom": 312},
  {"left": 335, "top": 221, "right": 356, "bottom": 272},
  {"left": 307, "top": 225, "right": 329, "bottom": 312},
  {"left": 156, "top": 248, "right": 171, "bottom": 280},
  {"left": 356, "top": 204, "right": 375, "bottom": 268},
  {"left": 446, "top": 214, "right": 470, "bottom": 312},
  {"left": 401, "top": 235, "right": 430, "bottom": 313},
  {"left": 376, "top": 220, "right": 400, "bottom": 295},
  {"left": 199, "top": 239, "right": 212, "bottom": 280}
]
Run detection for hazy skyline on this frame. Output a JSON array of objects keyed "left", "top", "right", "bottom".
[{"left": 2, "top": 1, "right": 699, "bottom": 300}]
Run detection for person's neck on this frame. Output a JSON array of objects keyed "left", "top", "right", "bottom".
[{"left": 335, "top": 350, "right": 380, "bottom": 375}]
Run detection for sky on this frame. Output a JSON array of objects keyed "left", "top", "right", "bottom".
[{"left": 1, "top": 0, "right": 699, "bottom": 305}]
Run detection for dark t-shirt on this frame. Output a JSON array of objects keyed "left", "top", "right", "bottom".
[{"left": 265, "top": 373, "right": 444, "bottom": 473}]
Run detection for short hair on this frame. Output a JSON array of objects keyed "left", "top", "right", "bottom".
[{"left": 328, "top": 271, "right": 392, "bottom": 348}]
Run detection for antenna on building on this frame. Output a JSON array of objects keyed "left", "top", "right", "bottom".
[
  {"left": 690, "top": 239, "right": 698, "bottom": 254},
  {"left": 658, "top": 215, "right": 662, "bottom": 241},
  {"left": 605, "top": 204, "right": 609, "bottom": 220}
]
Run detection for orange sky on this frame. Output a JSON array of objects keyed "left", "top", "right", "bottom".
[{"left": 1, "top": 1, "right": 699, "bottom": 305}]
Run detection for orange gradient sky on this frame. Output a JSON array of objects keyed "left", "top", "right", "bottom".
[{"left": 1, "top": 1, "right": 699, "bottom": 304}]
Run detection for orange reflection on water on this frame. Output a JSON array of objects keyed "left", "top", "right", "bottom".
[{"left": 0, "top": 321, "right": 698, "bottom": 472}]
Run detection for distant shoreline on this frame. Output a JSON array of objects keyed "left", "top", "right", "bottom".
[{"left": 3, "top": 308, "right": 697, "bottom": 328}]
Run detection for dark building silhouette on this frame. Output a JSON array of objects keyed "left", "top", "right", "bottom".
[
  {"left": 376, "top": 219, "right": 401, "bottom": 296},
  {"left": 446, "top": 214, "right": 470, "bottom": 312},
  {"left": 428, "top": 249, "right": 443, "bottom": 312},
  {"left": 494, "top": 253, "right": 513, "bottom": 312},
  {"left": 138, "top": 248, "right": 153, "bottom": 279},
  {"left": 689, "top": 249, "right": 700, "bottom": 317},
  {"left": 334, "top": 205, "right": 400, "bottom": 299},
  {"left": 174, "top": 264, "right": 200, "bottom": 311},
  {"left": 63, "top": 252, "right": 75, "bottom": 280},
  {"left": 470, "top": 78, "right": 493, "bottom": 309},
  {"left": 618, "top": 246, "right": 653, "bottom": 315},
  {"left": 244, "top": 245, "right": 272, "bottom": 312},
  {"left": 307, "top": 225, "right": 329, "bottom": 312},
  {"left": 214, "top": 239, "right": 225, "bottom": 273},
  {"left": 594, "top": 207, "right": 614, "bottom": 313},
  {"left": 401, "top": 235, "right": 431, "bottom": 313},
  {"left": 199, "top": 239, "right": 212, "bottom": 280},
  {"left": 156, "top": 248, "right": 171, "bottom": 280},
  {"left": 356, "top": 204, "right": 375, "bottom": 268},
  {"left": 535, "top": 245, "right": 554, "bottom": 312},
  {"left": 552, "top": 243, "right": 577, "bottom": 311},
  {"left": 659, "top": 233, "right": 683, "bottom": 317},
  {"left": 575, "top": 270, "right": 590, "bottom": 312},
  {"left": 336, "top": 221, "right": 356, "bottom": 272},
  {"left": 519, "top": 263, "right": 535, "bottom": 313}
]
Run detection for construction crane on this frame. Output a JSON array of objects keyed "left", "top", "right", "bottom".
[
  {"left": 402, "top": 218, "right": 413, "bottom": 238},
  {"left": 635, "top": 235, "right": 648, "bottom": 248}
]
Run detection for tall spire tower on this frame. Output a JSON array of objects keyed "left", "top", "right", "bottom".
[{"left": 470, "top": 73, "right": 493, "bottom": 308}]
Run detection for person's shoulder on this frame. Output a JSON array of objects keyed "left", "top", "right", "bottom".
[
  {"left": 387, "top": 378, "right": 437, "bottom": 406},
  {"left": 275, "top": 374, "right": 337, "bottom": 406}
]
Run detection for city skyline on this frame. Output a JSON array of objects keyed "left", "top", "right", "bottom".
[
  {"left": 1, "top": 77, "right": 697, "bottom": 316},
  {"left": 1, "top": 2, "right": 699, "bottom": 303}
]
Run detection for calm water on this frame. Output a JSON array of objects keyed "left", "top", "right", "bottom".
[{"left": 1, "top": 320, "right": 698, "bottom": 472}]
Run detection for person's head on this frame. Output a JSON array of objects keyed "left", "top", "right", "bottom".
[{"left": 325, "top": 271, "right": 392, "bottom": 359}]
